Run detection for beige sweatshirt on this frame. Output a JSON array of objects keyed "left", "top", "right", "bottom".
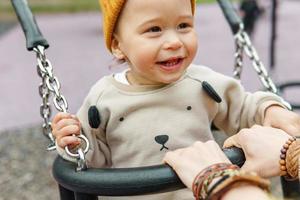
[{"left": 57, "top": 64, "right": 284, "bottom": 200}]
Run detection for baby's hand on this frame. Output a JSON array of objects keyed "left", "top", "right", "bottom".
[
  {"left": 52, "top": 112, "right": 82, "bottom": 148},
  {"left": 263, "top": 105, "right": 300, "bottom": 136}
]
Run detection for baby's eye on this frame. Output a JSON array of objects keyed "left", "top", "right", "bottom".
[
  {"left": 146, "top": 26, "right": 161, "bottom": 33},
  {"left": 178, "top": 23, "right": 190, "bottom": 29}
]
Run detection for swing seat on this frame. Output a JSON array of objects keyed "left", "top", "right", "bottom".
[{"left": 52, "top": 147, "right": 245, "bottom": 199}]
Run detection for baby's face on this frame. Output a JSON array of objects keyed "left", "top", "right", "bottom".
[{"left": 113, "top": 0, "right": 198, "bottom": 85}]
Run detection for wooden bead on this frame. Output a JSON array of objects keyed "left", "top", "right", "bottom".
[
  {"left": 281, "top": 149, "right": 287, "bottom": 154},
  {"left": 280, "top": 166, "right": 287, "bottom": 171},
  {"left": 279, "top": 159, "right": 286, "bottom": 165},
  {"left": 279, "top": 137, "right": 298, "bottom": 178}
]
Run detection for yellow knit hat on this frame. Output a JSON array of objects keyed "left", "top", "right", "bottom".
[{"left": 99, "top": 0, "right": 196, "bottom": 52}]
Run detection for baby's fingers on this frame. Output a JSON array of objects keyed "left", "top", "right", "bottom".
[
  {"left": 57, "top": 136, "right": 81, "bottom": 148},
  {"left": 52, "top": 112, "right": 72, "bottom": 129},
  {"left": 55, "top": 125, "right": 81, "bottom": 139},
  {"left": 55, "top": 118, "right": 81, "bottom": 133}
]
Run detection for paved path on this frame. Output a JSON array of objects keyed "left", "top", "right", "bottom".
[{"left": 0, "top": 2, "right": 300, "bottom": 131}]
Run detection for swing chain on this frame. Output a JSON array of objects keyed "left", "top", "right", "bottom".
[
  {"left": 35, "top": 46, "right": 56, "bottom": 151},
  {"left": 233, "top": 25, "right": 292, "bottom": 110},
  {"left": 34, "top": 45, "right": 90, "bottom": 171},
  {"left": 233, "top": 29, "right": 244, "bottom": 79},
  {"left": 234, "top": 27, "right": 278, "bottom": 94}
]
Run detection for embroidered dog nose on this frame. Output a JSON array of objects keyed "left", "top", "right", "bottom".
[
  {"left": 155, "top": 135, "right": 169, "bottom": 151},
  {"left": 88, "top": 106, "right": 101, "bottom": 128}
]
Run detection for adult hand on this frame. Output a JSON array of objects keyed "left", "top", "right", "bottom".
[
  {"left": 163, "top": 140, "right": 231, "bottom": 190},
  {"left": 264, "top": 105, "right": 300, "bottom": 137},
  {"left": 224, "top": 125, "right": 290, "bottom": 178}
]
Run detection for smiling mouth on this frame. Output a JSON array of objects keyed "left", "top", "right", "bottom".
[{"left": 157, "top": 58, "right": 184, "bottom": 67}]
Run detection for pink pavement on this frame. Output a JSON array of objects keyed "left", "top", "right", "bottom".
[{"left": 0, "top": 2, "right": 299, "bottom": 131}]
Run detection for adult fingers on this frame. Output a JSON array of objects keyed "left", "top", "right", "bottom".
[
  {"left": 163, "top": 151, "right": 183, "bottom": 172},
  {"left": 223, "top": 135, "right": 242, "bottom": 148},
  {"left": 205, "top": 140, "right": 231, "bottom": 163},
  {"left": 163, "top": 150, "right": 200, "bottom": 190}
]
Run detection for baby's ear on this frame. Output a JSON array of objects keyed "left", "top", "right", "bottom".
[{"left": 111, "top": 36, "right": 125, "bottom": 60}]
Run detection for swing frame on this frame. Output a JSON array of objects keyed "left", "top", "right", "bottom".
[{"left": 11, "top": 0, "right": 300, "bottom": 199}]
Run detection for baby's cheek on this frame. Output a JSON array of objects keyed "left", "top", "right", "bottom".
[
  {"left": 134, "top": 48, "right": 156, "bottom": 65},
  {"left": 186, "top": 34, "right": 198, "bottom": 59}
]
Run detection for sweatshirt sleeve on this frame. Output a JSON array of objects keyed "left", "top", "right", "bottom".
[
  {"left": 211, "top": 72, "right": 286, "bottom": 136},
  {"left": 56, "top": 79, "right": 111, "bottom": 168}
]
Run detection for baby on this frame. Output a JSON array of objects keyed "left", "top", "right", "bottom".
[{"left": 52, "top": 0, "right": 300, "bottom": 199}]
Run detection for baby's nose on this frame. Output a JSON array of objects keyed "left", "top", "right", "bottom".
[{"left": 163, "top": 33, "right": 183, "bottom": 50}]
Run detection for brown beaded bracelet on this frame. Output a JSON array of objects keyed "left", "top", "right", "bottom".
[
  {"left": 286, "top": 139, "right": 300, "bottom": 179},
  {"left": 279, "top": 136, "right": 296, "bottom": 178}
]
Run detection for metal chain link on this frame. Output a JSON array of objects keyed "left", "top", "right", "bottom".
[
  {"left": 35, "top": 46, "right": 56, "bottom": 151},
  {"left": 233, "top": 25, "right": 291, "bottom": 110},
  {"left": 34, "top": 45, "right": 89, "bottom": 170},
  {"left": 233, "top": 31, "right": 244, "bottom": 80},
  {"left": 234, "top": 26, "right": 278, "bottom": 93}
]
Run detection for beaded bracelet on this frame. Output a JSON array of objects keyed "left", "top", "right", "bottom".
[{"left": 279, "top": 136, "right": 296, "bottom": 179}]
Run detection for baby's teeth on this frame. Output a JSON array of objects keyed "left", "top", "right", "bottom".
[{"left": 165, "top": 60, "right": 178, "bottom": 66}]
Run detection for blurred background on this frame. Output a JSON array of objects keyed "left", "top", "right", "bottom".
[{"left": 0, "top": 0, "right": 299, "bottom": 199}]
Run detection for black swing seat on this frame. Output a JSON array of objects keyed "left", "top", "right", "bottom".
[{"left": 52, "top": 147, "right": 245, "bottom": 197}]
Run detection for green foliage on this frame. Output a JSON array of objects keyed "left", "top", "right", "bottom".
[{"left": 196, "top": 0, "right": 216, "bottom": 3}]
